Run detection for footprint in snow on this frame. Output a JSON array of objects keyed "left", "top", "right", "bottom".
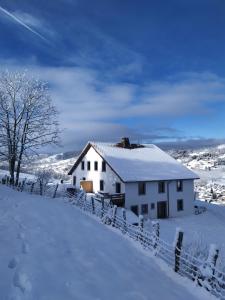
[
  {"left": 19, "top": 223, "right": 26, "bottom": 230},
  {"left": 17, "top": 232, "right": 25, "bottom": 240},
  {"left": 7, "top": 289, "right": 22, "bottom": 300},
  {"left": 13, "top": 270, "right": 32, "bottom": 293},
  {"left": 22, "top": 242, "right": 29, "bottom": 254},
  {"left": 8, "top": 257, "right": 19, "bottom": 269}
]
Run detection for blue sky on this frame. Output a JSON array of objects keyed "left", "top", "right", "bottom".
[{"left": 0, "top": 0, "right": 225, "bottom": 150}]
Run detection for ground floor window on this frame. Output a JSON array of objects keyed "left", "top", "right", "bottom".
[
  {"left": 141, "top": 204, "right": 148, "bottom": 214},
  {"left": 177, "top": 199, "right": 184, "bottom": 211},
  {"left": 150, "top": 203, "right": 155, "bottom": 210},
  {"left": 100, "top": 180, "right": 104, "bottom": 191},
  {"left": 131, "top": 205, "right": 139, "bottom": 216}
]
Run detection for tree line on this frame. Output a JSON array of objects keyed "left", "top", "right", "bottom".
[{"left": 0, "top": 70, "right": 59, "bottom": 185}]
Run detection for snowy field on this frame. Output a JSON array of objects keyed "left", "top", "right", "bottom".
[{"left": 0, "top": 186, "right": 213, "bottom": 300}]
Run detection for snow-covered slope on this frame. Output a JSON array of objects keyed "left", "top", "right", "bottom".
[{"left": 0, "top": 186, "right": 210, "bottom": 300}]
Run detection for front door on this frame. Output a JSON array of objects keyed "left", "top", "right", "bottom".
[
  {"left": 157, "top": 201, "right": 167, "bottom": 218},
  {"left": 80, "top": 180, "right": 93, "bottom": 193}
]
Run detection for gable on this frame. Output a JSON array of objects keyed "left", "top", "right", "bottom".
[{"left": 68, "top": 143, "right": 124, "bottom": 182}]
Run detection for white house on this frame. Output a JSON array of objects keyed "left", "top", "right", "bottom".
[{"left": 68, "top": 138, "right": 199, "bottom": 219}]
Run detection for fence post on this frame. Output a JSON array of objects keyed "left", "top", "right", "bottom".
[
  {"left": 152, "top": 221, "right": 160, "bottom": 249},
  {"left": 207, "top": 244, "right": 219, "bottom": 276},
  {"left": 112, "top": 205, "right": 117, "bottom": 227},
  {"left": 82, "top": 194, "right": 87, "bottom": 210},
  {"left": 174, "top": 228, "right": 184, "bottom": 273},
  {"left": 198, "top": 244, "right": 219, "bottom": 289},
  {"left": 138, "top": 215, "right": 144, "bottom": 242},
  {"left": 40, "top": 181, "right": 43, "bottom": 196},
  {"left": 30, "top": 182, "right": 34, "bottom": 194},
  {"left": 21, "top": 179, "right": 26, "bottom": 192},
  {"left": 122, "top": 208, "right": 127, "bottom": 234},
  {"left": 101, "top": 198, "right": 105, "bottom": 218},
  {"left": 53, "top": 184, "right": 59, "bottom": 198},
  {"left": 91, "top": 197, "right": 95, "bottom": 214}
]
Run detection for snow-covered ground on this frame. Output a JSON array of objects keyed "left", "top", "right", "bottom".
[
  {"left": 146, "top": 200, "right": 225, "bottom": 270},
  {"left": 0, "top": 185, "right": 213, "bottom": 300}
]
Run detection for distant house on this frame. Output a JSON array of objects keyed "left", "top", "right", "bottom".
[{"left": 68, "top": 138, "right": 199, "bottom": 219}]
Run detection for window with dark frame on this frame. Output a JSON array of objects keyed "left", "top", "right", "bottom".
[
  {"left": 115, "top": 182, "right": 121, "bottom": 193},
  {"left": 131, "top": 205, "right": 139, "bottom": 216},
  {"left": 87, "top": 161, "right": 91, "bottom": 171},
  {"left": 94, "top": 161, "right": 98, "bottom": 171},
  {"left": 158, "top": 181, "right": 165, "bottom": 193},
  {"left": 151, "top": 203, "right": 155, "bottom": 210},
  {"left": 141, "top": 204, "right": 148, "bottom": 214},
  {"left": 73, "top": 176, "right": 76, "bottom": 186},
  {"left": 100, "top": 180, "right": 104, "bottom": 191},
  {"left": 177, "top": 199, "right": 184, "bottom": 211},
  {"left": 81, "top": 161, "right": 85, "bottom": 170},
  {"left": 102, "top": 161, "right": 106, "bottom": 172},
  {"left": 177, "top": 180, "right": 183, "bottom": 192},
  {"left": 138, "top": 182, "right": 146, "bottom": 195}
]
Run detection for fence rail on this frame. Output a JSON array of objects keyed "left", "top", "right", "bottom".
[{"left": 2, "top": 178, "right": 225, "bottom": 299}]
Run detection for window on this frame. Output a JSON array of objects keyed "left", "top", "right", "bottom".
[
  {"left": 87, "top": 161, "right": 91, "bottom": 171},
  {"left": 158, "top": 181, "right": 165, "bottom": 193},
  {"left": 73, "top": 176, "right": 76, "bottom": 186},
  {"left": 138, "top": 182, "right": 146, "bottom": 195},
  {"left": 141, "top": 204, "right": 148, "bottom": 215},
  {"left": 131, "top": 205, "right": 139, "bottom": 216},
  {"left": 102, "top": 161, "right": 106, "bottom": 172},
  {"left": 94, "top": 161, "right": 98, "bottom": 171},
  {"left": 100, "top": 180, "right": 104, "bottom": 191},
  {"left": 81, "top": 161, "right": 85, "bottom": 170},
  {"left": 177, "top": 199, "right": 184, "bottom": 211},
  {"left": 177, "top": 180, "right": 183, "bottom": 192},
  {"left": 151, "top": 203, "right": 155, "bottom": 210},
  {"left": 115, "top": 182, "right": 121, "bottom": 193}
]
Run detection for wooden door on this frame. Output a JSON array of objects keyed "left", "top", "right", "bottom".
[
  {"left": 157, "top": 201, "right": 167, "bottom": 218},
  {"left": 80, "top": 180, "right": 93, "bottom": 193}
]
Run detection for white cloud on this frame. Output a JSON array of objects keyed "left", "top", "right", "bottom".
[{"left": 1, "top": 61, "right": 225, "bottom": 150}]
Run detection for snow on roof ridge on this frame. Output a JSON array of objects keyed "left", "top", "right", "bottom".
[{"left": 88, "top": 141, "right": 199, "bottom": 181}]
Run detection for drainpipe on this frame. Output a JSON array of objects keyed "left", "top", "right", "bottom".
[{"left": 167, "top": 181, "right": 172, "bottom": 217}]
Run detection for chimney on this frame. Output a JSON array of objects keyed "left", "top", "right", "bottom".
[{"left": 121, "top": 137, "right": 130, "bottom": 148}]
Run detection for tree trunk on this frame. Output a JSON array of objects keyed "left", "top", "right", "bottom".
[
  {"left": 9, "top": 157, "right": 15, "bottom": 185},
  {"left": 15, "top": 159, "right": 21, "bottom": 186},
  {"left": 15, "top": 143, "right": 25, "bottom": 186}
]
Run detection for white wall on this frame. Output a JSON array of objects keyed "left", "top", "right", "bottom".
[
  {"left": 125, "top": 180, "right": 194, "bottom": 218},
  {"left": 72, "top": 146, "right": 125, "bottom": 194}
]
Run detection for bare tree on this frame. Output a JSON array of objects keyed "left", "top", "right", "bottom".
[
  {"left": 0, "top": 70, "right": 59, "bottom": 185},
  {"left": 35, "top": 169, "right": 54, "bottom": 195}
]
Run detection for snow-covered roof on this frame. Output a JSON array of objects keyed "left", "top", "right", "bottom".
[{"left": 90, "top": 142, "right": 199, "bottom": 182}]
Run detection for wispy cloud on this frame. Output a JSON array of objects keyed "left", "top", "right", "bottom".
[{"left": 0, "top": 5, "right": 48, "bottom": 42}]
